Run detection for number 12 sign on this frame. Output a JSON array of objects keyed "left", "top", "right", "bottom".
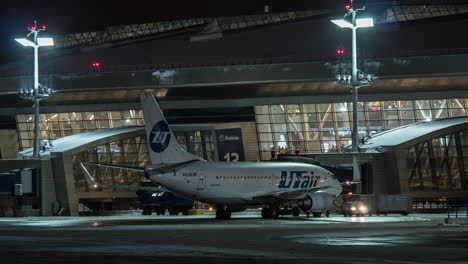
[{"left": 215, "top": 128, "right": 245, "bottom": 162}]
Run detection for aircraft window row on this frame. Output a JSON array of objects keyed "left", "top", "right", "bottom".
[{"left": 215, "top": 176, "right": 281, "bottom": 181}]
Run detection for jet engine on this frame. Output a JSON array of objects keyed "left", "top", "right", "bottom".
[{"left": 296, "top": 193, "right": 334, "bottom": 211}]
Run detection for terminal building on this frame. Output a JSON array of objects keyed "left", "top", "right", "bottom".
[{"left": 1, "top": 2, "right": 468, "bottom": 215}]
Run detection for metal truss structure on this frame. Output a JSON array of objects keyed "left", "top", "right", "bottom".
[
  {"left": 53, "top": 4, "right": 468, "bottom": 49},
  {"left": 408, "top": 130, "right": 468, "bottom": 192},
  {"left": 54, "top": 10, "right": 328, "bottom": 48},
  {"left": 381, "top": 4, "right": 468, "bottom": 23}
]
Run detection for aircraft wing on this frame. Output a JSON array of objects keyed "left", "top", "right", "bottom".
[
  {"left": 80, "top": 162, "right": 145, "bottom": 172},
  {"left": 79, "top": 162, "right": 168, "bottom": 192},
  {"left": 251, "top": 184, "right": 342, "bottom": 203}
]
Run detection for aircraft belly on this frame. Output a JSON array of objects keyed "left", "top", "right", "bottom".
[{"left": 196, "top": 182, "right": 257, "bottom": 205}]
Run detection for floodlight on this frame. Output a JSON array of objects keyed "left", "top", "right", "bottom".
[
  {"left": 331, "top": 18, "right": 374, "bottom": 29},
  {"left": 15, "top": 37, "right": 54, "bottom": 47},
  {"left": 15, "top": 38, "right": 35, "bottom": 47},
  {"left": 330, "top": 19, "right": 353, "bottom": 28},
  {"left": 356, "top": 18, "right": 374, "bottom": 28},
  {"left": 37, "top": 37, "right": 54, "bottom": 46}
]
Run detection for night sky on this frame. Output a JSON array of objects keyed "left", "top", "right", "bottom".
[
  {"left": 0, "top": 0, "right": 345, "bottom": 64},
  {"left": 3, "top": 0, "right": 407, "bottom": 64},
  {"left": 1, "top": 0, "right": 468, "bottom": 64}
]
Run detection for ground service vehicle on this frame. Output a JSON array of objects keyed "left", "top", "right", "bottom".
[
  {"left": 137, "top": 189, "right": 195, "bottom": 216},
  {"left": 342, "top": 194, "right": 370, "bottom": 216}
]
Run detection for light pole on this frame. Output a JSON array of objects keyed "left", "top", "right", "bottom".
[
  {"left": 331, "top": 1, "right": 376, "bottom": 191},
  {"left": 15, "top": 21, "right": 54, "bottom": 159},
  {"left": 331, "top": 1, "right": 375, "bottom": 153}
]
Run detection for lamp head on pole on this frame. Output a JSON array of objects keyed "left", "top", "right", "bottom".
[
  {"left": 15, "top": 37, "right": 54, "bottom": 47},
  {"left": 330, "top": 18, "right": 374, "bottom": 28},
  {"left": 15, "top": 21, "right": 54, "bottom": 47}
]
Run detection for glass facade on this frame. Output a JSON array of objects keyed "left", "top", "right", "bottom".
[
  {"left": 73, "top": 136, "right": 149, "bottom": 193},
  {"left": 255, "top": 98, "right": 468, "bottom": 160},
  {"left": 406, "top": 131, "right": 468, "bottom": 191},
  {"left": 72, "top": 132, "right": 215, "bottom": 194},
  {"left": 16, "top": 110, "right": 145, "bottom": 150},
  {"left": 175, "top": 131, "right": 216, "bottom": 161},
  {"left": 16, "top": 110, "right": 216, "bottom": 193}
]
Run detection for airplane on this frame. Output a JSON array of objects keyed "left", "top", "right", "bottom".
[{"left": 80, "top": 93, "right": 343, "bottom": 219}]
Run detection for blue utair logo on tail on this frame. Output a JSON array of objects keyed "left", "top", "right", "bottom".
[{"left": 149, "top": 121, "right": 171, "bottom": 153}]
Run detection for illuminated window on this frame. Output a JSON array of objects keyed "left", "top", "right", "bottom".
[{"left": 255, "top": 99, "right": 468, "bottom": 159}]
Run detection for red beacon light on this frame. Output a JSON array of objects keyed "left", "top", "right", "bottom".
[
  {"left": 345, "top": 2, "right": 352, "bottom": 9},
  {"left": 91, "top": 61, "right": 102, "bottom": 68},
  {"left": 336, "top": 49, "right": 345, "bottom": 55},
  {"left": 27, "top": 25, "right": 47, "bottom": 30}
]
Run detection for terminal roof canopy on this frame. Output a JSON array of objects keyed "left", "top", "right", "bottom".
[
  {"left": 18, "top": 126, "right": 144, "bottom": 157},
  {"left": 360, "top": 117, "right": 468, "bottom": 151}
]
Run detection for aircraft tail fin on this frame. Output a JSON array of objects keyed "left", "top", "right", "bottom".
[{"left": 140, "top": 93, "right": 204, "bottom": 165}]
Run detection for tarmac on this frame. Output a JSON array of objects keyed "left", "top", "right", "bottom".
[{"left": 0, "top": 211, "right": 467, "bottom": 264}]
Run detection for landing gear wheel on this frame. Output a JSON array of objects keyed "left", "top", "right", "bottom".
[
  {"left": 272, "top": 207, "right": 280, "bottom": 219},
  {"left": 224, "top": 209, "right": 232, "bottom": 219},
  {"left": 182, "top": 209, "right": 189, "bottom": 216},
  {"left": 292, "top": 207, "right": 300, "bottom": 217},
  {"left": 326, "top": 210, "right": 330, "bottom": 217},
  {"left": 216, "top": 207, "right": 231, "bottom": 219},
  {"left": 261, "top": 207, "right": 278, "bottom": 219},
  {"left": 312, "top": 212, "right": 322, "bottom": 218},
  {"left": 261, "top": 208, "right": 272, "bottom": 219}
]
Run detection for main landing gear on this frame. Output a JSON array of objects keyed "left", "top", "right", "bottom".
[
  {"left": 215, "top": 207, "right": 231, "bottom": 219},
  {"left": 261, "top": 206, "right": 330, "bottom": 219},
  {"left": 261, "top": 207, "right": 280, "bottom": 219},
  {"left": 262, "top": 206, "right": 302, "bottom": 219}
]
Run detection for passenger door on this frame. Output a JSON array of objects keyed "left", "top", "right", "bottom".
[{"left": 196, "top": 170, "right": 206, "bottom": 190}]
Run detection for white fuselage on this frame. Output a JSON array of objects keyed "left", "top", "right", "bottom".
[{"left": 148, "top": 161, "right": 342, "bottom": 206}]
